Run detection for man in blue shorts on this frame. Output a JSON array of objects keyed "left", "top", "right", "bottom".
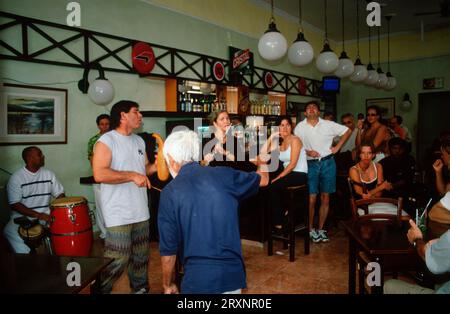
[{"left": 294, "top": 101, "right": 351, "bottom": 242}]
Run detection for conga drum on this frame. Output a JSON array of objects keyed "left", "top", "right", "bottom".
[{"left": 50, "top": 196, "right": 93, "bottom": 256}]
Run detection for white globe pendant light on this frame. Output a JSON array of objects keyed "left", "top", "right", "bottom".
[
  {"left": 349, "top": 1, "right": 367, "bottom": 83},
  {"left": 316, "top": 43, "right": 339, "bottom": 74},
  {"left": 335, "top": 51, "right": 355, "bottom": 78},
  {"left": 375, "top": 23, "right": 387, "bottom": 89},
  {"left": 316, "top": 0, "right": 338, "bottom": 74},
  {"left": 365, "top": 63, "right": 379, "bottom": 86},
  {"left": 385, "top": 72, "right": 397, "bottom": 90},
  {"left": 288, "top": 32, "right": 314, "bottom": 66},
  {"left": 258, "top": 0, "right": 288, "bottom": 61},
  {"left": 350, "top": 57, "right": 368, "bottom": 82},
  {"left": 384, "top": 15, "right": 397, "bottom": 91},
  {"left": 400, "top": 93, "right": 412, "bottom": 112},
  {"left": 376, "top": 67, "right": 388, "bottom": 89},
  {"left": 88, "top": 79, "right": 115, "bottom": 106},
  {"left": 364, "top": 27, "right": 378, "bottom": 87},
  {"left": 334, "top": 0, "right": 354, "bottom": 78},
  {"left": 288, "top": 0, "right": 314, "bottom": 66},
  {"left": 78, "top": 63, "right": 115, "bottom": 106}
]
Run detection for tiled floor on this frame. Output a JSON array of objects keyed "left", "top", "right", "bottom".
[{"left": 91, "top": 224, "right": 350, "bottom": 294}]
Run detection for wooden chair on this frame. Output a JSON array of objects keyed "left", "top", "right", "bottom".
[
  {"left": 347, "top": 179, "right": 412, "bottom": 294},
  {"left": 347, "top": 178, "right": 410, "bottom": 222}
]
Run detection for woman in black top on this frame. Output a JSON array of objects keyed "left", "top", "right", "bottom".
[
  {"left": 349, "top": 142, "right": 392, "bottom": 199},
  {"left": 202, "top": 110, "right": 255, "bottom": 172}
]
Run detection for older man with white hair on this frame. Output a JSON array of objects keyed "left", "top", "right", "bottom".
[{"left": 158, "top": 130, "right": 268, "bottom": 294}]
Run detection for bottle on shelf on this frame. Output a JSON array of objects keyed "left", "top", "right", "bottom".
[
  {"left": 180, "top": 93, "right": 186, "bottom": 112},
  {"left": 186, "top": 94, "right": 192, "bottom": 112}
]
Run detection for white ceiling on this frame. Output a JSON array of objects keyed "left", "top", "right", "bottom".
[{"left": 257, "top": 0, "right": 450, "bottom": 41}]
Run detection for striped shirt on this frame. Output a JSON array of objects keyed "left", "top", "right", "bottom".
[{"left": 7, "top": 167, "right": 64, "bottom": 219}]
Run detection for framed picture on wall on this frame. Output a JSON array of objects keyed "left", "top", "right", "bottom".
[
  {"left": 365, "top": 97, "right": 395, "bottom": 119},
  {"left": 0, "top": 83, "right": 68, "bottom": 145}
]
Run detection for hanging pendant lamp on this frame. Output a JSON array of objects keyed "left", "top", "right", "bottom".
[
  {"left": 258, "top": 0, "right": 288, "bottom": 61},
  {"left": 384, "top": 15, "right": 397, "bottom": 90},
  {"left": 316, "top": 0, "right": 339, "bottom": 74},
  {"left": 364, "top": 27, "right": 379, "bottom": 86},
  {"left": 375, "top": 20, "right": 388, "bottom": 89},
  {"left": 350, "top": 0, "right": 368, "bottom": 82},
  {"left": 288, "top": 0, "right": 314, "bottom": 66},
  {"left": 334, "top": 0, "right": 354, "bottom": 78}
]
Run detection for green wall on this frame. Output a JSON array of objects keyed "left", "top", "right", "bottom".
[
  {"left": 0, "top": 0, "right": 319, "bottom": 226},
  {"left": 1, "top": 0, "right": 449, "bottom": 226},
  {"left": 337, "top": 54, "right": 450, "bottom": 156}
]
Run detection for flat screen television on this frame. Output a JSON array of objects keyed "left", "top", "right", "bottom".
[{"left": 322, "top": 76, "right": 340, "bottom": 93}]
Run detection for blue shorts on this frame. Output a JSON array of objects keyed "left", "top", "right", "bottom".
[{"left": 307, "top": 156, "right": 336, "bottom": 195}]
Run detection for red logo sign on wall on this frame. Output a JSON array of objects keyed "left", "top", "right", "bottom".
[
  {"left": 212, "top": 61, "right": 225, "bottom": 82},
  {"left": 298, "top": 78, "right": 307, "bottom": 95},
  {"left": 132, "top": 42, "right": 156, "bottom": 74},
  {"left": 264, "top": 72, "right": 274, "bottom": 89}
]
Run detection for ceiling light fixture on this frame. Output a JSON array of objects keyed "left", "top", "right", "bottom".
[
  {"left": 350, "top": 0, "right": 368, "bottom": 82},
  {"left": 258, "top": 0, "right": 288, "bottom": 61},
  {"left": 375, "top": 21, "right": 388, "bottom": 89},
  {"left": 334, "top": 0, "right": 354, "bottom": 78},
  {"left": 384, "top": 15, "right": 397, "bottom": 90},
  {"left": 316, "top": 0, "right": 339, "bottom": 74},
  {"left": 364, "top": 26, "right": 379, "bottom": 86},
  {"left": 288, "top": 0, "right": 314, "bottom": 66}
]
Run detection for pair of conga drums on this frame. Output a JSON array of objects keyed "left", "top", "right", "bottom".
[{"left": 50, "top": 196, "right": 93, "bottom": 256}]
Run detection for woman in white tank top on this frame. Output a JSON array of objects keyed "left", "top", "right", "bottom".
[{"left": 260, "top": 116, "right": 308, "bottom": 230}]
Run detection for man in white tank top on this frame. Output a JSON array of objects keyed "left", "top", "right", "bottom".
[{"left": 92, "top": 100, "right": 157, "bottom": 294}]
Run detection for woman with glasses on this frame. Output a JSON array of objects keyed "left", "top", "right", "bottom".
[
  {"left": 355, "top": 105, "right": 391, "bottom": 162},
  {"left": 259, "top": 116, "right": 308, "bottom": 231}
]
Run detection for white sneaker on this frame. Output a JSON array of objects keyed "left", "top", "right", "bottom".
[
  {"left": 318, "top": 229, "right": 330, "bottom": 242},
  {"left": 134, "top": 288, "right": 149, "bottom": 294},
  {"left": 310, "top": 229, "right": 321, "bottom": 243}
]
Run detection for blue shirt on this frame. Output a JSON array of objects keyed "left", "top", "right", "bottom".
[{"left": 158, "top": 162, "right": 260, "bottom": 293}]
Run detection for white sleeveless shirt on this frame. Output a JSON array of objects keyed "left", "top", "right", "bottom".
[
  {"left": 97, "top": 130, "right": 149, "bottom": 227},
  {"left": 279, "top": 145, "right": 308, "bottom": 173}
]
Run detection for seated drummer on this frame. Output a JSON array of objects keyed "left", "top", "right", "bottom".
[{"left": 3, "top": 146, "right": 65, "bottom": 253}]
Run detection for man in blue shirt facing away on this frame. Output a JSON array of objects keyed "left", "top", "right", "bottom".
[{"left": 158, "top": 130, "right": 269, "bottom": 294}]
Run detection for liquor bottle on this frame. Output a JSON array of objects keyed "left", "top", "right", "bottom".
[
  {"left": 180, "top": 93, "right": 186, "bottom": 112},
  {"left": 186, "top": 95, "right": 192, "bottom": 112}
]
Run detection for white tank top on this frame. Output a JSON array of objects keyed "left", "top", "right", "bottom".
[
  {"left": 279, "top": 145, "right": 308, "bottom": 173},
  {"left": 97, "top": 130, "right": 149, "bottom": 227}
]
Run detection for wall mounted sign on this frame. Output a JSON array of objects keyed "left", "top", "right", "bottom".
[
  {"left": 229, "top": 46, "right": 253, "bottom": 76},
  {"left": 264, "top": 71, "right": 274, "bottom": 89},
  {"left": 211, "top": 61, "right": 225, "bottom": 82},
  {"left": 423, "top": 77, "right": 444, "bottom": 90},
  {"left": 132, "top": 42, "right": 155, "bottom": 74}
]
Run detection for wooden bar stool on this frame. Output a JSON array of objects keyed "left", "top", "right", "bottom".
[{"left": 268, "top": 184, "right": 309, "bottom": 262}]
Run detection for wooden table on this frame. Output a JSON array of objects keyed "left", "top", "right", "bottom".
[
  {"left": 342, "top": 219, "right": 423, "bottom": 294},
  {"left": 0, "top": 253, "right": 113, "bottom": 294}
]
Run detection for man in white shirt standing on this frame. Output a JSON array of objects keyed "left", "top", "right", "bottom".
[
  {"left": 93, "top": 100, "right": 157, "bottom": 294},
  {"left": 4, "top": 146, "right": 65, "bottom": 253},
  {"left": 294, "top": 101, "right": 351, "bottom": 242}
]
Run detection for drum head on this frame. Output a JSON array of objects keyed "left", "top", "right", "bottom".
[
  {"left": 51, "top": 196, "right": 86, "bottom": 207},
  {"left": 19, "top": 223, "right": 44, "bottom": 240}
]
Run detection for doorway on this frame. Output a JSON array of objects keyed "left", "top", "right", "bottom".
[{"left": 417, "top": 91, "right": 450, "bottom": 169}]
